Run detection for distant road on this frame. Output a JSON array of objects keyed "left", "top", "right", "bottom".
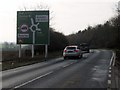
[{"left": 1, "top": 49, "right": 113, "bottom": 89}]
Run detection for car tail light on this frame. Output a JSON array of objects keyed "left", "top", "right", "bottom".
[
  {"left": 64, "top": 50, "right": 66, "bottom": 52},
  {"left": 74, "top": 49, "right": 78, "bottom": 52}
]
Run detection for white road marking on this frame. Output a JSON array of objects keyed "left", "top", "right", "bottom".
[
  {"left": 109, "top": 67, "right": 111, "bottom": 70},
  {"left": 107, "top": 69, "right": 112, "bottom": 89},
  {"left": 108, "top": 74, "right": 111, "bottom": 78},
  {"left": 108, "top": 80, "right": 111, "bottom": 84},
  {"left": 63, "top": 63, "right": 74, "bottom": 68},
  {"left": 109, "top": 70, "right": 111, "bottom": 73},
  {"left": 14, "top": 71, "right": 53, "bottom": 88},
  {"left": 110, "top": 52, "right": 115, "bottom": 66},
  {"left": 63, "top": 64, "right": 71, "bottom": 68}
]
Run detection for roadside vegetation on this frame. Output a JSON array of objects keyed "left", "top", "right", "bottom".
[
  {"left": 2, "top": 28, "right": 68, "bottom": 71},
  {"left": 1, "top": 3, "right": 69, "bottom": 70},
  {"left": 115, "top": 50, "right": 120, "bottom": 69},
  {"left": 67, "top": 6, "right": 120, "bottom": 67},
  {"left": 1, "top": 3, "right": 120, "bottom": 70},
  {"left": 2, "top": 28, "right": 68, "bottom": 70},
  {"left": 2, "top": 51, "right": 62, "bottom": 71}
]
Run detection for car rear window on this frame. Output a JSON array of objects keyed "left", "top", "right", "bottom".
[{"left": 66, "top": 47, "right": 76, "bottom": 49}]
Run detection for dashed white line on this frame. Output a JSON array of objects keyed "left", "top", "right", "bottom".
[
  {"left": 70, "top": 62, "right": 74, "bottom": 64},
  {"left": 108, "top": 67, "right": 112, "bottom": 88},
  {"left": 14, "top": 71, "right": 53, "bottom": 89},
  {"left": 109, "top": 67, "right": 111, "bottom": 70},
  {"left": 13, "top": 62, "right": 75, "bottom": 89},
  {"left": 108, "top": 74, "right": 111, "bottom": 78},
  {"left": 109, "top": 70, "right": 111, "bottom": 73},
  {"left": 63, "top": 64, "right": 71, "bottom": 68},
  {"left": 108, "top": 80, "right": 111, "bottom": 84},
  {"left": 63, "top": 63, "right": 74, "bottom": 68}
]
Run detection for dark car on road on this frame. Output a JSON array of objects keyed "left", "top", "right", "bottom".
[{"left": 80, "top": 43, "right": 90, "bottom": 53}]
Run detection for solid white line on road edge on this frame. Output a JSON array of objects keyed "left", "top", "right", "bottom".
[
  {"left": 110, "top": 53, "right": 114, "bottom": 66},
  {"left": 14, "top": 71, "right": 53, "bottom": 89},
  {"left": 110, "top": 52, "right": 116, "bottom": 67}
]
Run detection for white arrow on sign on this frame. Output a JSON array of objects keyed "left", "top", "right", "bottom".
[{"left": 29, "top": 18, "right": 41, "bottom": 32}]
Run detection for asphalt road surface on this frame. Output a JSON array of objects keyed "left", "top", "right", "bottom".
[{"left": 1, "top": 49, "right": 113, "bottom": 89}]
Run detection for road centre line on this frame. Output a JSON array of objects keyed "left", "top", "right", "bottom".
[
  {"left": 62, "top": 63, "right": 74, "bottom": 68},
  {"left": 63, "top": 64, "right": 70, "bottom": 68},
  {"left": 14, "top": 62, "right": 74, "bottom": 88},
  {"left": 14, "top": 71, "right": 53, "bottom": 89}
]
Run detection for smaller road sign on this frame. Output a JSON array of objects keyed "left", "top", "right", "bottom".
[{"left": 20, "top": 24, "right": 28, "bottom": 32}]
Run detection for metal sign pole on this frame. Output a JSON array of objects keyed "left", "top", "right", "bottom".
[
  {"left": 19, "top": 44, "right": 21, "bottom": 58},
  {"left": 32, "top": 32, "right": 35, "bottom": 58},
  {"left": 45, "top": 44, "right": 48, "bottom": 60}
]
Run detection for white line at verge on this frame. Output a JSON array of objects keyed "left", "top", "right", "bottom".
[{"left": 14, "top": 71, "right": 53, "bottom": 89}]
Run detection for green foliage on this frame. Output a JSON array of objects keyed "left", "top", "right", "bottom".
[{"left": 49, "top": 28, "right": 69, "bottom": 51}]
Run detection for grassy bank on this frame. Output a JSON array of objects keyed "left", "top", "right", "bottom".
[
  {"left": 115, "top": 49, "right": 120, "bottom": 68},
  {"left": 2, "top": 51, "right": 63, "bottom": 71}
]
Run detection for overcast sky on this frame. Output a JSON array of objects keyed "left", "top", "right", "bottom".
[{"left": 0, "top": 0, "right": 119, "bottom": 43}]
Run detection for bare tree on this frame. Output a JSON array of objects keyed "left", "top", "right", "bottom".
[{"left": 19, "top": 4, "right": 55, "bottom": 27}]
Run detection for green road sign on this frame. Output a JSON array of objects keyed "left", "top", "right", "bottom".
[{"left": 17, "top": 11, "right": 49, "bottom": 44}]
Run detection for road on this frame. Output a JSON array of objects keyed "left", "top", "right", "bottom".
[{"left": 1, "top": 49, "right": 113, "bottom": 89}]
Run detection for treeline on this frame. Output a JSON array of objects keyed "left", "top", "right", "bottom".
[
  {"left": 1, "top": 42, "right": 19, "bottom": 51},
  {"left": 2, "top": 8, "right": 120, "bottom": 53},
  {"left": 1, "top": 27, "right": 69, "bottom": 54},
  {"left": 67, "top": 11, "right": 120, "bottom": 49}
]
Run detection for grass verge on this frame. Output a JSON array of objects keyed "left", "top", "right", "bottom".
[
  {"left": 2, "top": 51, "right": 62, "bottom": 71},
  {"left": 115, "top": 49, "right": 120, "bottom": 69}
]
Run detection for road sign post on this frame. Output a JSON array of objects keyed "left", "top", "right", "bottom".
[
  {"left": 19, "top": 44, "right": 21, "bottom": 58},
  {"left": 32, "top": 32, "right": 35, "bottom": 58},
  {"left": 45, "top": 44, "right": 48, "bottom": 60}
]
